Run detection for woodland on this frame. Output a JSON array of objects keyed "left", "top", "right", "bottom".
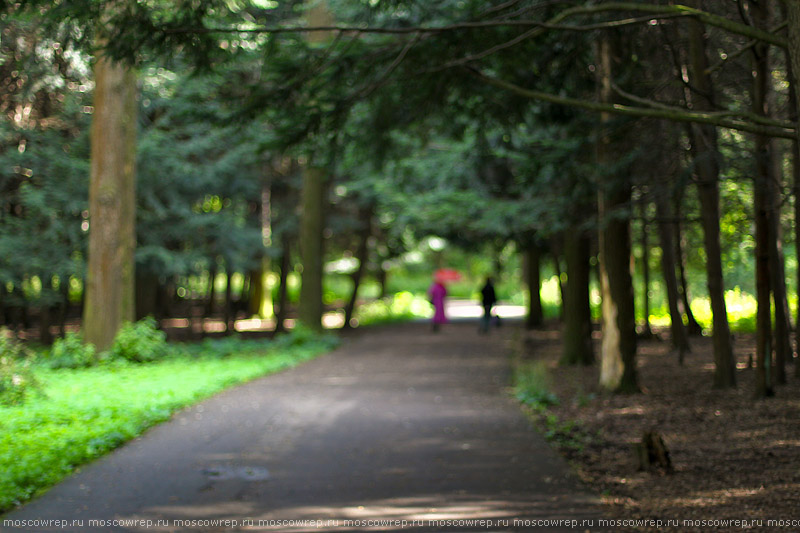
[{"left": 1, "top": 0, "right": 800, "bottom": 518}]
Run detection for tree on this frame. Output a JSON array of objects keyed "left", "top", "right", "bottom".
[
  {"left": 683, "top": 6, "right": 736, "bottom": 389},
  {"left": 654, "top": 178, "right": 691, "bottom": 360},
  {"left": 749, "top": 0, "right": 778, "bottom": 396},
  {"left": 786, "top": 1, "right": 800, "bottom": 379},
  {"left": 81, "top": 21, "right": 138, "bottom": 352},
  {"left": 596, "top": 29, "right": 637, "bottom": 393},
  {"left": 0, "top": 16, "right": 93, "bottom": 339},
  {"left": 342, "top": 203, "right": 374, "bottom": 329},
  {"left": 523, "top": 243, "right": 544, "bottom": 329},
  {"left": 561, "top": 226, "right": 594, "bottom": 365},
  {"left": 10, "top": 0, "right": 252, "bottom": 344},
  {"left": 298, "top": 165, "right": 327, "bottom": 330}
]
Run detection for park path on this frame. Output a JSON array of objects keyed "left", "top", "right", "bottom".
[{"left": 6, "top": 317, "right": 602, "bottom": 532}]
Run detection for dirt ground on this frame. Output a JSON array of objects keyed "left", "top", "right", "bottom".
[{"left": 519, "top": 323, "right": 800, "bottom": 532}]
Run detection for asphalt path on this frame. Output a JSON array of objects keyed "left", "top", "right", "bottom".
[{"left": 5, "top": 318, "right": 601, "bottom": 532}]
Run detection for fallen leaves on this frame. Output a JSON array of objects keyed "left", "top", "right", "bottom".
[{"left": 521, "top": 324, "right": 800, "bottom": 531}]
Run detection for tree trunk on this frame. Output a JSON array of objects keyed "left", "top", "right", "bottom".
[
  {"left": 639, "top": 196, "right": 653, "bottom": 338},
  {"left": 275, "top": 235, "right": 292, "bottom": 334},
  {"left": 157, "top": 278, "right": 175, "bottom": 322},
  {"left": 135, "top": 270, "right": 158, "bottom": 320},
  {"left": 785, "top": 0, "right": 800, "bottom": 378},
  {"left": 247, "top": 265, "right": 265, "bottom": 318},
  {"left": 685, "top": 10, "right": 736, "bottom": 388},
  {"left": 789, "top": 55, "right": 800, "bottom": 380},
  {"left": 768, "top": 178, "right": 791, "bottom": 386},
  {"left": 751, "top": 0, "right": 777, "bottom": 396},
  {"left": 223, "top": 270, "right": 234, "bottom": 334},
  {"left": 656, "top": 191, "right": 691, "bottom": 361},
  {"left": 39, "top": 302, "right": 53, "bottom": 345},
  {"left": 597, "top": 31, "right": 638, "bottom": 393},
  {"left": 343, "top": 206, "right": 372, "bottom": 329},
  {"left": 204, "top": 268, "right": 217, "bottom": 318},
  {"left": 249, "top": 181, "right": 272, "bottom": 318},
  {"left": 82, "top": 47, "right": 137, "bottom": 352},
  {"left": 298, "top": 166, "right": 326, "bottom": 330},
  {"left": 377, "top": 264, "right": 388, "bottom": 299},
  {"left": 794, "top": 133, "right": 800, "bottom": 378},
  {"left": 561, "top": 227, "right": 594, "bottom": 365},
  {"left": 754, "top": 178, "right": 774, "bottom": 397},
  {"left": 57, "top": 279, "right": 69, "bottom": 338},
  {"left": 525, "top": 244, "right": 544, "bottom": 328},
  {"left": 757, "top": 1, "right": 791, "bottom": 386},
  {"left": 674, "top": 208, "right": 703, "bottom": 336},
  {"left": 550, "top": 239, "right": 565, "bottom": 321}
]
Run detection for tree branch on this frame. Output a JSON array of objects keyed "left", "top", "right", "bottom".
[
  {"left": 161, "top": 3, "right": 787, "bottom": 49},
  {"left": 559, "top": 2, "right": 786, "bottom": 48},
  {"left": 166, "top": 16, "right": 687, "bottom": 36},
  {"left": 705, "top": 21, "right": 788, "bottom": 75},
  {"left": 469, "top": 68, "right": 796, "bottom": 140},
  {"left": 352, "top": 32, "right": 422, "bottom": 101},
  {"left": 611, "top": 81, "right": 792, "bottom": 131}
]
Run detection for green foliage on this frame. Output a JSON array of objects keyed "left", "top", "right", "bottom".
[
  {"left": 106, "top": 318, "right": 169, "bottom": 364},
  {"left": 0, "top": 330, "right": 38, "bottom": 406},
  {"left": 513, "top": 360, "right": 559, "bottom": 409},
  {"left": 354, "top": 291, "right": 432, "bottom": 326},
  {"left": 0, "top": 358, "right": 37, "bottom": 407},
  {"left": 136, "top": 65, "right": 265, "bottom": 284},
  {"left": 513, "top": 357, "right": 591, "bottom": 454},
  {"left": 44, "top": 332, "right": 96, "bottom": 369},
  {"left": 541, "top": 414, "right": 589, "bottom": 454},
  {"left": 185, "top": 335, "right": 272, "bottom": 358},
  {"left": 0, "top": 18, "right": 92, "bottom": 314},
  {"left": 271, "top": 324, "right": 340, "bottom": 353},
  {"left": 646, "top": 288, "right": 758, "bottom": 334},
  {"left": 0, "top": 327, "right": 338, "bottom": 512},
  {"left": 183, "top": 326, "right": 339, "bottom": 360}
]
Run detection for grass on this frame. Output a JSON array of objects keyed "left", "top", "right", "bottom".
[
  {"left": 0, "top": 331, "right": 338, "bottom": 513},
  {"left": 513, "top": 360, "right": 559, "bottom": 409},
  {"left": 353, "top": 291, "right": 432, "bottom": 327},
  {"left": 512, "top": 361, "right": 590, "bottom": 454},
  {"left": 645, "top": 287, "right": 759, "bottom": 334}
]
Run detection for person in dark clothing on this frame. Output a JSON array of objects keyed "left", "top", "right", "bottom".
[{"left": 479, "top": 277, "right": 497, "bottom": 334}]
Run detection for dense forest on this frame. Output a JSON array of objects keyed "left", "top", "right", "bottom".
[{"left": 2, "top": 0, "right": 800, "bottom": 399}]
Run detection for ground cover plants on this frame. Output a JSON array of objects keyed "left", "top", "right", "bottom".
[
  {"left": 352, "top": 291, "right": 432, "bottom": 327},
  {"left": 0, "top": 321, "right": 338, "bottom": 513}
]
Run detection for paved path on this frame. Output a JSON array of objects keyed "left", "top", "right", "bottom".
[{"left": 5, "top": 320, "right": 601, "bottom": 532}]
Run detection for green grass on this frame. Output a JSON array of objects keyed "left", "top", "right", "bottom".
[
  {"left": 353, "top": 291, "right": 432, "bottom": 327},
  {"left": 513, "top": 360, "right": 559, "bottom": 409},
  {"left": 645, "top": 287, "right": 759, "bottom": 334},
  {"left": 512, "top": 361, "right": 590, "bottom": 453},
  {"left": 0, "top": 333, "right": 337, "bottom": 513}
]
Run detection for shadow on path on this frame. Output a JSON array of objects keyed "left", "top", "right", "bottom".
[{"left": 5, "top": 321, "right": 603, "bottom": 532}]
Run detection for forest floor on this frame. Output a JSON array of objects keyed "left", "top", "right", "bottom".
[{"left": 519, "top": 323, "right": 800, "bottom": 532}]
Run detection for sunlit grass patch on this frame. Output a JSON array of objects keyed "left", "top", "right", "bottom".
[
  {"left": 641, "top": 288, "right": 759, "bottom": 334},
  {"left": 683, "top": 288, "right": 757, "bottom": 333},
  {"left": 352, "top": 291, "right": 432, "bottom": 327}
]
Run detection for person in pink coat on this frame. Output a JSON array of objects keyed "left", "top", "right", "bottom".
[{"left": 428, "top": 280, "right": 447, "bottom": 332}]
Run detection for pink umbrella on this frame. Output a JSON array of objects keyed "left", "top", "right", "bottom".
[{"left": 434, "top": 268, "right": 462, "bottom": 283}]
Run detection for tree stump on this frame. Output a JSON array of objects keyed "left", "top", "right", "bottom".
[{"left": 634, "top": 430, "right": 673, "bottom": 473}]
